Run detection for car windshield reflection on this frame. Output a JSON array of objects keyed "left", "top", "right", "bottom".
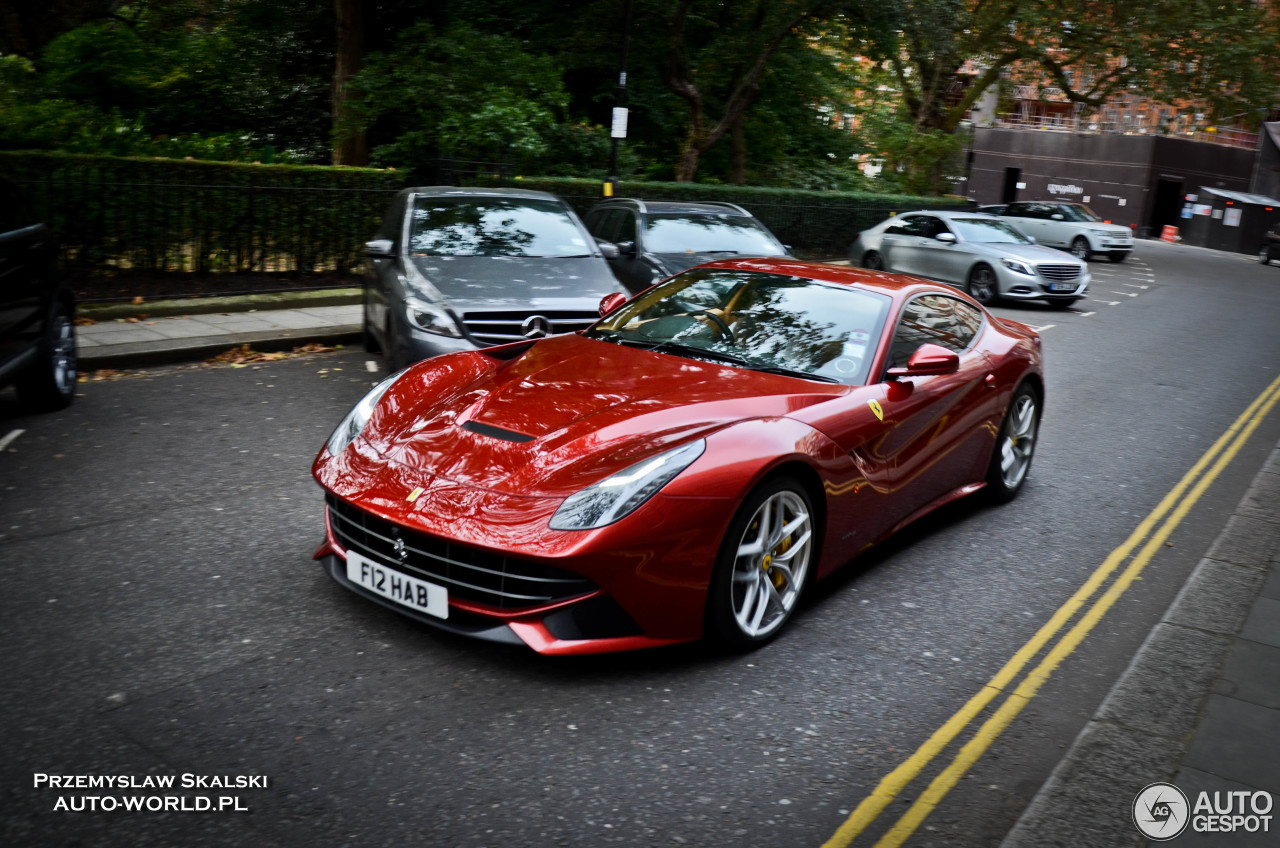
[
  {"left": 586, "top": 268, "right": 890, "bottom": 385},
  {"left": 644, "top": 214, "right": 787, "bottom": 256},
  {"left": 410, "top": 197, "right": 592, "bottom": 258},
  {"left": 952, "top": 218, "right": 1034, "bottom": 244}
]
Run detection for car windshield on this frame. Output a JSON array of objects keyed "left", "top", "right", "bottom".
[
  {"left": 409, "top": 197, "right": 592, "bottom": 258},
  {"left": 951, "top": 218, "right": 1034, "bottom": 244},
  {"left": 1059, "top": 204, "right": 1103, "bottom": 223},
  {"left": 586, "top": 268, "right": 891, "bottom": 385},
  {"left": 643, "top": 213, "right": 786, "bottom": 256}
]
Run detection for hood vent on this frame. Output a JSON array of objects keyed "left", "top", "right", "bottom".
[{"left": 462, "top": 420, "right": 535, "bottom": 443}]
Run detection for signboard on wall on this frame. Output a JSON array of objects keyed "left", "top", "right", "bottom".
[{"left": 1223, "top": 208, "right": 1242, "bottom": 227}]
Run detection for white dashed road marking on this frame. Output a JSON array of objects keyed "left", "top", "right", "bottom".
[{"left": 0, "top": 429, "right": 25, "bottom": 452}]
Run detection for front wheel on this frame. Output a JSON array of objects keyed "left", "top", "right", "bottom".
[
  {"left": 967, "top": 265, "right": 999, "bottom": 305},
  {"left": 986, "top": 384, "right": 1039, "bottom": 503},
  {"left": 1070, "top": 237, "right": 1091, "bottom": 261},
  {"left": 708, "top": 478, "right": 816, "bottom": 648},
  {"left": 863, "top": 251, "right": 884, "bottom": 271},
  {"left": 16, "top": 298, "right": 77, "bottom": 412}
]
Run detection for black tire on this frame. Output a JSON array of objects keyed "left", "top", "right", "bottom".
[
  {"left": 986, "top": 383, "right": 1040, "bottom": 503},
  {"left": 707, "top": 477, "right": 816, "bottom": 649},
  {"left": 15, "top": 297, "right": 77, "bottom": 412},
  {"left": 1261, "top": 246, "right": 1273, "bottom": 266},
  {"left": 863, "top": 251, "right": 884, "bottom": 271},
  {"left": 1109, "top": 251, "right": 1127, "bottom": 263},
  {"left": 966, "top": 265, "right": 999, "bottom": 305},
  {"left": 1070, "top": 236, "right": 1091, "bottom": 261}
]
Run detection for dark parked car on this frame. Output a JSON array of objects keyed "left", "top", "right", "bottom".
[
  {"left": 1260, "top": 224, "right": 1280, "bottom": 265},
  {"left": 0, "top": 177, "right": 76, "bottom": 411},
  {"left": 584, "top": 199, "right": 789, "bottom": 293},
  {"left": 361, "top": 187, "right": 627, "bottom": 369}
]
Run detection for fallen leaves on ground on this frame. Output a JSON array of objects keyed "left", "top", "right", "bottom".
[
  {"left": 206, "top": 343, "right": 338, "bottom": 366},
  {"left": 78, "top": 369, "right": 124, "bottom": 382},
  {"left": 74, "top": 317, "right": 97, "bottom": 326}
]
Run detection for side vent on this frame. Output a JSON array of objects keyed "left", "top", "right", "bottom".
[{"left": 462, "top": 420, "right": 535, "bottom": 443}]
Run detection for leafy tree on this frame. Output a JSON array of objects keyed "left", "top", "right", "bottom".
[{"left": 342, "top": 22, "right": 569, "bottom": 176}]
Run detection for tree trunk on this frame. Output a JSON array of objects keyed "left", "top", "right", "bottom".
[
  {"left": 730, "top": 116, "right": 746, "bottom": 185},
  {"left": 332, "top": 0, "right": 367, "bottom": 166}
]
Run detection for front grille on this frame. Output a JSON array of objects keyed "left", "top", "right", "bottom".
[
  {"left": 326, "top": 495, "right": 596, "bottom": 610},
  {"left": 459, "top": 310, "right": 598, "bottom": 346},
  {"left": 1037, "top": 264, "right": 1081, "bottom": 282}
]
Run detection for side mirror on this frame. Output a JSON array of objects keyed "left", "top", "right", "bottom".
[
  {"left": 365, "top": 239, "right": 394, "bottom": 258},
  {"left": 935, "top": 232, "right": 957, "bottom": 244},
  {"left": 615, "top": 240, "right": 637, "bottom": 257},
  {"left": 886, "top": 343, "right": 959, "bottom": 378},
  {"left": 1050, "top": 213, "right": 1065, "bottom": 221},
  {"left": 596, "top": 240, "right": 621, "bottom": 260},
  {"left": 598, "top": 292, "right": 629, "bottom": 317}
]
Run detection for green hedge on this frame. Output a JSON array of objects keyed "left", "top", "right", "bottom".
[
  {"left": 1, "top": 151, "right": 403, "bottom": 276},
  {"left": 0, "top": 151, "right": 963, "bottom": 278}
]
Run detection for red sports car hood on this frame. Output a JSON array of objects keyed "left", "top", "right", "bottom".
[{"left": 360, "top": 333, "right": 845, "bottom": 497}]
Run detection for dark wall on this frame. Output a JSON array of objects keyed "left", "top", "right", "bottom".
[
  {"left": 967, "top": 129, "right": 1258, "bottom": 236},
  {"left": 1254, "top": 123, "right": 1280, "bottom": 199},
  {"left": 968, "top": 129, "right": 1153, "bottom": 228}
]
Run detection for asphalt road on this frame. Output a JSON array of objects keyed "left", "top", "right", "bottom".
[{"left": 2, "top": 240, "right": 1278, "bottom": 848}]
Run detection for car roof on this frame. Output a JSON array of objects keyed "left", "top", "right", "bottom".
[
  {"left": 592, "top": 198, "right": 753, "bottom": 216},
  {"left": 399, "top": 186, "right": 562, "bottom": 201}
]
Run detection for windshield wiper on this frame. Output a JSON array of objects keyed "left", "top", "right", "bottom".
[{"left": 652, "top": 341, "right": 839, "bottom": 382}]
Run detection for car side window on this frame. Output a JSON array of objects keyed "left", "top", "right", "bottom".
[
  {"left": 595, "top": 209, "right": 634, "bottom": 245},
  {"left": 614, "top": 210, "right": 638, "bottom": 245},
  {"left": 1004, "top": 203, "right": 1029, "bottom": 218},
  {"left": 885, "top": 295, "right": 984, "bottom": 369},
  {"left": 380, "top": 195, "right": 407, "bottom": 245},
  {"left": 885, "top": 215, "right": 926, "bottom": 237},
  {"left": 921, "top": 217, "right": 951, "bottom": 239}
]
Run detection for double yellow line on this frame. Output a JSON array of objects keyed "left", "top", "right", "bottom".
[{"left": 824, "top": 372, "right": 1280, "bottom": 848}]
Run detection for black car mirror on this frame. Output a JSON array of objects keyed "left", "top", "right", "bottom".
[
  {"left": 365, "top": 239, "right": 395, "bottom": 258},
  {"left": 615, "top": 240, "right": 637, "bottom": 257}
]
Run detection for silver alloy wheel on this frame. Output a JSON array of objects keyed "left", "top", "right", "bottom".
[
  {"left": 729, "top": 490, "right": 813, "bottom": 639},
  {"left": 1071, "top": 237, "right": 1090, "bottom": 260},
  {"left": 968, "top": 266, "right": 997, "bottom": 303},
  {"left": 49, "top": 314, "right": 76, "bottom": 395},
  {"left": 999, "top": 392, "right": 1038, "bottom": 490}
]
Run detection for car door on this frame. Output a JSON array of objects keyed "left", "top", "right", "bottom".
[
  {"left": 909, "top": 216, "right": 971, "bottom": 285},
  {"left": 878, "top": 214, "right": 929, "bottom": 275},
  {"left": 589, "top": 208, "right": 651, "bottom": 293},
  {"left": 0, "top": 181, "right": 44, "bottom": 366},
  {"left": 1002, "top": 202, "right": 1046, "bottom": 244},
  {"left": 873, "top": 294, "right": 1001, "bottom": 516}
]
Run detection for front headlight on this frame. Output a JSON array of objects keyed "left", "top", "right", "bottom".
[
  {"left": 326, "top": 370, "right": 404, "bottom": 456},
  {"left": 549, "top": 440, "right": 706, "bottom": 530},
  {"left": 405, "top": 296, "right": 463, "bottom": 337},
  {"left": 1001, "top": 258, "right": 1034, "bottom": 276},
  {"left": 1090, "top": 229, "right": 1111, "bottom": 237}
]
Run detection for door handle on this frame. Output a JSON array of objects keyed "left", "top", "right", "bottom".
[{"left": 984, "top": 374, "right": 997, "bottom": 388}]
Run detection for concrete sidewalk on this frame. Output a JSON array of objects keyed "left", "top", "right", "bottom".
[
  {"left": 77, "top": 298, "right": 362, "bottom": 370},
  {"left": 1003, "top": 440, "right": 1280, "bottom": 847}
]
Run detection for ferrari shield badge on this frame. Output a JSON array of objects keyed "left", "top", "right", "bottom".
[
  {"left": 406, "top": 487, "right": 425, "bottom": 503},
  {"left": 868, "top": 399, "right": 884, "bottom": 421}
]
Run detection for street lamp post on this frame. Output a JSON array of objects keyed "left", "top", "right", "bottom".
[{"left": 604, "top": 0, "right": 634, "bottom": 198}]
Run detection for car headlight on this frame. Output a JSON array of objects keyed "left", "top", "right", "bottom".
[
  {"left": 1001, "top": 258, "right": 1034, "bottom": 276},
  {"left": 405, "top": 296, "right": 462, "bottom": 337},
  {"left": 326, "top": 370, "right": 404, "bottom": 456},
  {"left": 1090, "top": 229, "right": 1111, "bottom": 237},
  {"left": 549, "top": 440, "right": 706, "bottom": 530}
]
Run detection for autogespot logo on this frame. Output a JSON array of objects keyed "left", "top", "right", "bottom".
[{"left": 1133, "top": 783, "right": 1190, "bottom": 841}]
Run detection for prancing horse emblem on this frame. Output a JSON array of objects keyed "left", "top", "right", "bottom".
[
  {"left": 522, "top": 315, "right": 553, "bottom": 339},
  {"left": 392, "top": 537, "right": 407, "bottom": 560}
]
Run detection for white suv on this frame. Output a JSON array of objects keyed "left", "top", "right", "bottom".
[{"left": 999, "top": 201, "right": 1134, "bottom": 263}]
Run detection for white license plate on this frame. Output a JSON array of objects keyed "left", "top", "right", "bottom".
[
  {"left": 1049, "top": 282, "right": 1076, "bottom": 292},
  {"left": 346, "top": 551, "right": 448, "bottom": 619}
]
